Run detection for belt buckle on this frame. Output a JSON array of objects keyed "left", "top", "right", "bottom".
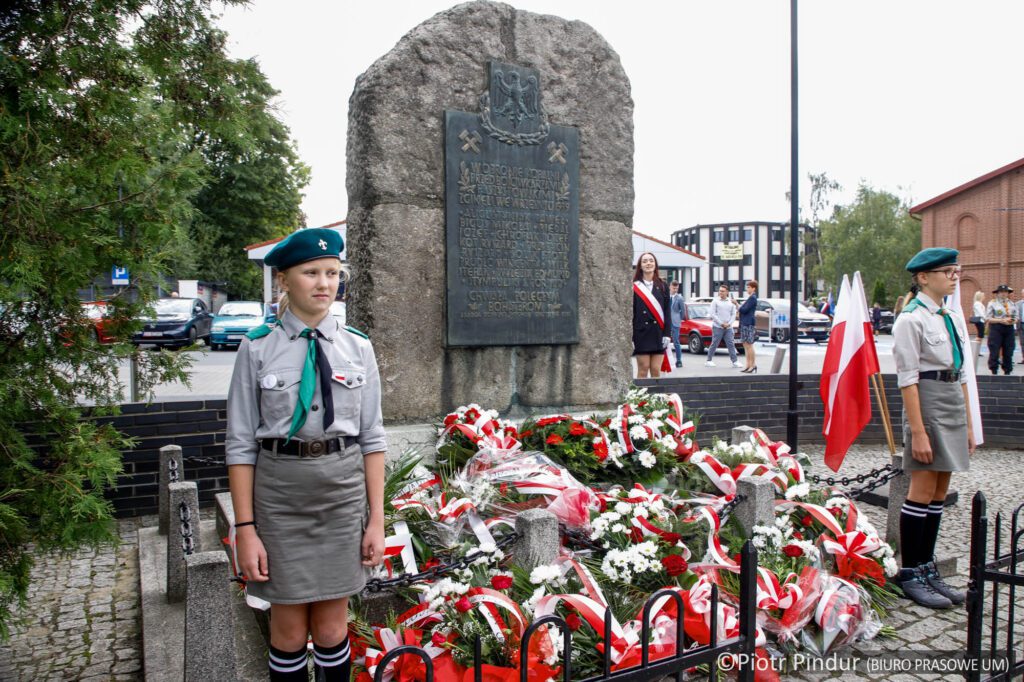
[{"left": 307, "top": 440, "right": 325, "bottom": 457}]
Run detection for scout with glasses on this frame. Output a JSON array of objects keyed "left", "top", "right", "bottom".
[
  {"left": 986, "top": 283, "right": 1018, "bottom": 375},
  {"left": 226, "top": 227, "right": 386, "bottom": 681},
  {"left": 891, "top": 248, "right": 975, "bottom": 609}
]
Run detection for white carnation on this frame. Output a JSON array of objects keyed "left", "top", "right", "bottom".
[{"left": 638, "top": 450, "right": 657, "bottom": 468}]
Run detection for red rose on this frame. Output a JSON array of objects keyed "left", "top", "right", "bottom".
[
  {"left": 793, "top": 531, "right": 804, "bottom": 540},
  {"left": 499, "top": 482, "right": 509, "bottom": 495},
  {"left": 443, "top": 413, "right": 458, "bottom": 427},
  {"left": 565, "top": 612, "right": 582, "bottom": 631},
  {"left": 638, "top": 401, "right": 648, "bottom": 408},
  {"left": 490, "top": 575, "right": 513, "bottom": 590},
  {"left": 601, "top": 418, "right": 612, "bottom": 428},
  {"left": 660, "top": 532, "right": 682, "bottom": 545},
  {"left": 454, "top": 596, "right": 472, "bottom": 613},
  {"left": 800, "top": 515, "right": 813, "bottom": 527},
  {"left": 568, "top": 422, "right": 588, "bottom": 436},
  {"left": 431, "top": 631, "right": 447, "bottom": 647},
  {"left": 829, "top": 507, "right": 842, "bottom": 518},
  {"left": 661, "top": 554, "right": 689, "bottom": 577},
  {"left": 597, "top": 497, "right": 608, "bottom": 512},
  {"left": 546, "top": 434, "right": 564, "bottom": 445},
  {"left": 423, "top": 558, "right": 441, "bottom": 570},
  {"left": 782, "top": 545, "right": 804, "bottom": 558}
]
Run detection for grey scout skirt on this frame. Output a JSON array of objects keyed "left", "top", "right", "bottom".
[
  {"left": 902, "top": 378, "right": 970, "bottom": 472},
  {"left": 248, "top": 442, "right": 367, "bottom": 604}
]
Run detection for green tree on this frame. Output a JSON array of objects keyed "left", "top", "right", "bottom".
[
  {"left": 813, "top": 184, "right": 921, "bottom": 307},
  {"left": 0, "top": 0, "right": 302, "bottom": 637},
  {"left": 871, "top": 279, "right": 889, "bottom": 308}
]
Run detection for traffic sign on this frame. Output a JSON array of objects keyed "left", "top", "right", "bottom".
[{"left": 112, "top": 266, "right": 129, "bottom": 286}]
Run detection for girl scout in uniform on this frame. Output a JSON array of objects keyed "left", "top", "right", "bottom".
[
  {"left": 892, "top": 247, "right": 975, "bottom": 609},
  {"left": 226, "top": 227, "right": 387, "bottom": 681}
]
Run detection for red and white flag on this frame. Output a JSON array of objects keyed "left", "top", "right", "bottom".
[{"left": 820, "top": 272, "right": 880, "bottom": 471}]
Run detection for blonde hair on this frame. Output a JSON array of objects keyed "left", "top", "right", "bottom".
[
  {"left": 974, "top": 291, "right": 985, "bottom": 303},
  {"left": 275, "top": 261, "right": 349, "bottom": 318}
]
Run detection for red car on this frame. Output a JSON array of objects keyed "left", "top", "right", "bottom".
[
  {"left": 81, "top": 301, "right": 117, "bottom": 344},
  {"left": 678, "top": 300, "right": 744, "bottom": 354}
]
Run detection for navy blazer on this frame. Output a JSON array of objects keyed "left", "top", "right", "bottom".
[{"left": 738, "top": 295, "right": 757, "bottom": 326}]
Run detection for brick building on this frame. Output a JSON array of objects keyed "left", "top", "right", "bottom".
[{"left": 910, "top": 157, "right": 1024, "bottom": 313}]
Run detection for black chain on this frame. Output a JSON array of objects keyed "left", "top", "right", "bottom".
[
  {"left": 718, "top": 494, "right": 746, "bottom": 522},
  {"left": 364, "top": 531, "right": 520, "bottom": 593},
  {"left": 560, "top": 524, "right": 604, "bottom": 552},
  {"left": 847, "top": 468, "right": 903, "bottom": 501},
  {"left": 808, "top": 464, "right": 894, "bottom": 489},
  {"left": 168, "top": 458, "right": 179, "bottom": 483},
  {"left": 179, "top": 501, "right": 195, "bottom": 556}
]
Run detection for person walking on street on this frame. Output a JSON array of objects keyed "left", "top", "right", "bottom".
[
  {"left": 986, "top": 284, "right": 1018, "bottom": 375},
  {"left": 871, "top": 302, "right": 882, "bottom": 336},
  {"left": 226, "top": 228, "right": 387, "bottom": 681},
  {"left": 738, "top": 280, "right": 758, "bottom": 373},
  {"left": 632, "top": 252, "right": 671, "bottom": 379},
  {"left": 705, "top": 285, "right": 741, "bottom": 368},
  {"left": 892, "top": 247, "right": 975, "bottom": 609},
  {"left": 669, "top": 280, "right": 684, "bottom": 369}
]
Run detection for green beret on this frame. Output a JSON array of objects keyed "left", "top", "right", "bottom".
[
  {"left": 265, "top": 228, "right": 344, "bottom": 270},
  {"left": 905, "top": 247, "right": 958, "bottom": 274}
]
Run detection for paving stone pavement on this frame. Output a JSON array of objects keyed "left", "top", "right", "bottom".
[{"left": 0, "top": 447, "right": 1021, "bottom": 681}]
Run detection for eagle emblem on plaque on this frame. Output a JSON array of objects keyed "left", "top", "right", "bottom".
[{"left": 479, "top": 61, "right": 550, "bottom": 145}]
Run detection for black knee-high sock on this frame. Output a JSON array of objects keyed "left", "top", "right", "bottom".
[
  {"left": 923, "top": 499, "right": 945, "bottom": 565},
  {"left": 269, "top": 644, "right": 309, "bottom": 681},
  {"left": 900, "top": 500, "right": 930, "bottom": 568},
  {"left": 313, "top": 638, "right": 350, "bottom": 682}
]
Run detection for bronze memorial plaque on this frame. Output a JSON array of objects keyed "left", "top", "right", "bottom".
[{"left": 444, "top": 60, "right": 580, "bottom": 347}]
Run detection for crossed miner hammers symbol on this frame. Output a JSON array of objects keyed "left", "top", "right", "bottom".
[
  {"left": 460, "top": 130, "right": 482, "bottom": 153},
  {"left": 547, "top": 141, "right": 568, "bottom": 164}
]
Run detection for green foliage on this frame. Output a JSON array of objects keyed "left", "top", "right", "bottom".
[
  {"left": 810, "top": 184, "right": 921, "bottom": 302},
  {"left": 0, "top": 0, "right": 303, "bottom": 638},
  {"left": 871, "top": 279, "right": 888, "bottom": 309}
]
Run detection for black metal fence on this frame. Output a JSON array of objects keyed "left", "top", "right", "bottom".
[
  {"left": 967, "top": 491, "right": 1024, "bottom": 681},
  {"left": 372, "top": 542, "right": 759, "bottom": 682}
]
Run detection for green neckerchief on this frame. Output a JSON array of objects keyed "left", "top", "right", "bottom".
[
  {"left": 286, "top": 328, "right": 318, "bottom": 442},
  {"left": 902, "top": 296, "right": 963, "bottom": 372}
]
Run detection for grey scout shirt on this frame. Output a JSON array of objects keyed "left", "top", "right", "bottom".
[
  {"left": 225, "top": 309, "right": 388, "bottom": 466},
  {"left": 892, "top": 292, "right": 969, "bottom": 389}
]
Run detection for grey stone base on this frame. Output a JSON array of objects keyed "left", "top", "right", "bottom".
[
  {"left": 859, "top": 485, "right": 959, "bottom": 509},
  {"left": 138, "top": 521, "right": 265, "bottom": 682}
]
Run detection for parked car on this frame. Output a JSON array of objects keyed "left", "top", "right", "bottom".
[
  {"left": 132, "top": 297, "right": 213, "bottom": 348},
  {"left": 210, "top": 301, "right": 265, "bottom": 350},
  {"left": 877, "top": 309, "right": 894, "bottom": 335},
  {"left": 678, "top": 300, "right": 744, "bottom": 354},
  {"left": 81, "top": 301, "right": 117, "bottom": 344},
  {"left": 754, "top": 298, "right": 831, "bottom": 343}
]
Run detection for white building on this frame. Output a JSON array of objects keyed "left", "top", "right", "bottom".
[
  {"left": 670, "top": 221, "right": 814, "bottom": 299},
  {"left": 631, "top": 230, "right": 707, "bottom": 294}
]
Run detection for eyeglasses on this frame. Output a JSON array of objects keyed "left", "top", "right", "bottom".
[{"left": 926, "top": 267, "right": 962, "bottom": 279}]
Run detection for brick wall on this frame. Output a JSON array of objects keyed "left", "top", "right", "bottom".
[{"left": 99, "top": 376, "right": 1022, "bottom": 517}]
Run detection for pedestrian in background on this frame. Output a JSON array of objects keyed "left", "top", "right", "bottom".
[
  {"left": 632, "top": 252, "right": 671, "bottom": 379},
  {"left": 1016, "top": 291, "right": 1024, "bottom": 364},
  {"left": 892, "top": 247, "right": 974, "bottom": 609},
  {"left": 669, "top": 280, "right": 684, "bottom": 369},
  {"left": 738, "top": 280, "right": 758, "bottom": 373},
  {"left": 871, "top": 301, "right": 882, "bottom": 336},
  {"left": 226, "top": 227, "right": 387, "bottom": 681},
  {"left": 986, "top": 284, "right": 1017, "bottom": 375},
  {"left": 705, "top": 285, "right": 741, "bottom": 368},
  {"left": 970, "top": 291, "right": 986, "bottom": 341}
]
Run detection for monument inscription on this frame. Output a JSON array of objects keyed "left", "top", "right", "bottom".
[{"left": 444, "top": 60, "right": 580, "bottom": 347}]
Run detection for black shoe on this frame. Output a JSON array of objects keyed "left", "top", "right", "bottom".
[
  {"left": 675, "top": 362, "right": 683, "bottom": 368},
  {"left": 897, "top": 566, "right": 953, "bottom": 609},
  {"left": 922, "top": 561, "right": 965, "bottom": 605}
]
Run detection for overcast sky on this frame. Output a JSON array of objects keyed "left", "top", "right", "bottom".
[{"left": 216, "top": 1, "right": 1024, "bottom": 240}]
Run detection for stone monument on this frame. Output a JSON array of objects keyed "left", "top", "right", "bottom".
[{"left": 348, "top": 1, "right": 634, "bottom": 421}]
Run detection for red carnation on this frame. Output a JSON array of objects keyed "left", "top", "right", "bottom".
[
  {"left": 423, "top": 558, "right": 441, "bottom": 570},
  {"left": 661, "top": 554, "right": 689, "bottom": 577},
  {"left": 782, "top": 545, "right": 804, "bottom": 558},
  {"left": 464, "top": 408, "right": 479, "bottom": 421},
  {"left": 793, "top": 531, "right": 804, "bottom": 540},
  {"left": 565, "top": 612, "right": 582, "bottom": 631},
  {"left": 521, "top": 429, "right": 533, "bottom": 438},
  {"left": 490, "top": 575, "right": 513, "bottom": 590},
  {"left": 546, "top": 434, "right": 564, "bottom": 445},
  {"left": 593, "top": 441, "right": 609, "bottom": 461},
  {"left": 454, "top": 596, "right": 472, "bottom": 613},
  {"left": 568, "top": 422, "right": 588, "bottom": 436},
  {"left": 801, "top": 515, "right": 813, "bottom": 527},
  {"left": 660, "top": 532, "right": 682, "bottom": 545},
  {"left": 443, "top": 413, "right": 458, "bottom": 427},
  {"left": 499, "top": 482, "right": 509, "bottom": 495},
  {"left": 638, "top": 401, "right": 648, "bottom": 408},
  {"left": 431, "top": 631, "right": 447, "bottom": 647}
]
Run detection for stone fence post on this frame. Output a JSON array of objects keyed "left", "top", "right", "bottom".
[
  {"left": 185, "top": 551, "right": 237, "bottom": 682},
  {"left": 167, "top": 481, "right": 200, "bottom": 603},
  {"left": 730, "top": 425, "right": 756, "bottom": 446},
  {"left": 513, "top": 509, "right": 559, "bottom": 572},
  {"left": 159, "top": 444, "right": 183, "bottom": 535},
  {"left": 885, "top": 454, "right": 908, "bottom": 548},
  {"left": 734, "top": 478, "right": 775, "bottom": 538}
]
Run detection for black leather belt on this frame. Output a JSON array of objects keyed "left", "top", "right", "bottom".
[
  {"left": 261, "top": 436, "right": 358, "bottom": 457},
  {"left": 919, "top": 370, "right": 961, "bottom": 383}
]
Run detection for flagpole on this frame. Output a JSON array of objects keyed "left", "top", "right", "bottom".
[
  {"left": 871, "top": 373, "right": 896, "bottom": 454},
  {"left": 786, "top": 0, "right": 801, "bottom": 449}
]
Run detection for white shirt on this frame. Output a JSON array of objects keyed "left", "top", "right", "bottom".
[{"left": 710, "top": 297, "right": 736, "bottom": 328}]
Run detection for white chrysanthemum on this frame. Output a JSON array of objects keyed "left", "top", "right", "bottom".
[
  {"left": 883, "top": 557, "right": 899, "bottom": 576},
  {"left": 628, "top": 414, "right": 645, "bottom": 425},
  {"left": 752, "top": 536, "right": 767, "bottom": 549},
  {"left": 629, "top": 425, "right": 649, "bottom": 441},
  {"left": 638, "top": 450, "right": 657, "bottom": 468},
  {"left": 740, "top": 441, "right": 755, "bottom": 454},
  {"left": 529, "top": 564, "right": 562, "bottom": 585},
  {"left": 774, "top": 516, "right": 788, "bottom": 529},
  {"left": 614, "top": 502, "right": 632, "bottom": 515},
  {"left": 785, "top": 483, "right": 810, "bottom": 500},
  {"left": 611, "top": 523, "right": 626, "bottom": 534},
  {"left": 659, "top": 435, "right": 678, "bottom": 450},
  {"left": 646, "top": 418, "right": 664, "bottom": 430}
]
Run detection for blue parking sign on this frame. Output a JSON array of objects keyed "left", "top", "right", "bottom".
[{"left": 112, "top": 266, "right": 129, "bottom": 286}]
